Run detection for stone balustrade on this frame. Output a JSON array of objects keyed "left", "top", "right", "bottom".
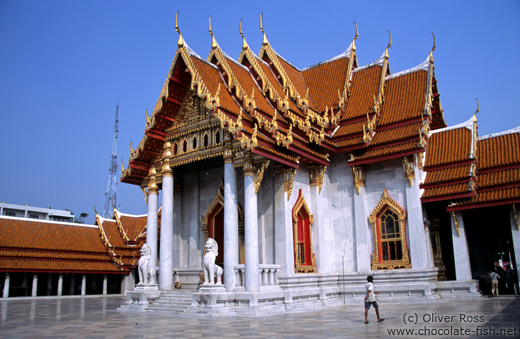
[{"left": 233, "top": 264, "right": 280, "bottom": 288}]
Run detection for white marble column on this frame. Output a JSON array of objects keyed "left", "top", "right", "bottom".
[
  {"left": 450, "top": 211, "right": 472, "bottom": 280},
  {"left": 57, "top": 274, "right": 63, "bottom": 296},
  {"left": 510, "top": 206, "right": 520, "bottom": 285},
  {"left": 224, "top": 160, "right": 239, "bottom": 291},
  {"left": 244, "top": 157, "right": 259, "bottom": 292},
  {"left": 31, "top": 274, "right": 38, "bottom": 296},
  {"left": 102, "top": 274, "right": 108, "bottom": 295},
  {"left": 404, "top": 161, "right": 429, "bottom": 269},
  {"left": 310, "top": 166, "right": 334, "bottom": 273},
  {"left": 160, "top": 146, "right": 174, "bottom": 290},
  {"left": 352, "top": 166, "right": 371, "bottom": 272},
  {"left": 147, "top": 168, "right": 159, "bottom": 270},
  {"left": 81, "top": 274, "right": 86, "bottom": 296},
  {"left": 2, "top": 273, "right": 9, "bottom": 298}
]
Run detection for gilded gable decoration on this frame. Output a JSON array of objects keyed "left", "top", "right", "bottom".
[
  {"left": 402, "top": 155, "right": 416, "bottom": 187},
  {"left": 309, "top": 165, "right": 327, "bottom": 194},
  {"left": 254, "top": 160, "right": 270, "bottom": 194},
  {"left": 369, "top": 189, "right": 411, "bottom": 270},
  {"left": 283, "top": 167, "right": 297, "bottom": 201},
  {"left": 352, "top": 165, "right": 365, "bottom": 194},
  {"left": 451, "top": 208, "right": 460, "bottom": 237}
]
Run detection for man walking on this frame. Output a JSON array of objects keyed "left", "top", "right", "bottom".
[{"left": 364, "top": 275, "right": 384, "bottom": 324}]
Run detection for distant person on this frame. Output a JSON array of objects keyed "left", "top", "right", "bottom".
[
  {"left": 489, "top": 269, "right": 500, "bottom": 296},
  {"left": 364, "top": 275, "right": 384, "bottom": 324}
]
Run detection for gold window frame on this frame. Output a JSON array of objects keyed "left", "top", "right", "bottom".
[
  {"left": 369, "top": 189, "right": 411, "bottom": 270},
  {"left": 292, "top": 189, "right": 316, "bottom": 273}
]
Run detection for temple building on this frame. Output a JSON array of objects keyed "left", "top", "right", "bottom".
[
  {"left": 116, "top": 15, "right": 519, "bottom": 314},
  {"left": 0, "top": 210, "right": 145, "bottom": 298},
  {"left": 2, "top": 16, "right": 519, "bottom": 315}
]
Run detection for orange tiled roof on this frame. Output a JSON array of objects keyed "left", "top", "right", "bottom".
[
  {"left": 0, "top": 218, "right": 126, "bottom": 273},
  {"left": 225, "top": 58, "right": 274, "bottom": 116},
  {"left": 478, "top": 132, "right": 520, "bottom": 170},
  {"left": 351, "top": 141, "right": 419, "bottom": 161},
  {"left": 342, "top": 65, "right": 382, "bottom": 121},
  {"left": 302, "top": 56, "right": 350, "bottom": 112},
  {"left": 276, "top": 54, "right": 308, "bottom": 102},
  {"left": 424, "top": 127, "right": 473, "bottom": 168},
  {"left": 96, "top": 216, "right": 142, "bottom": 268},
  {"left": 421, "top": 183, "right": 473, "bottom": 199},
  {"left": 448, "top": 187, "right": 520, "bottom": 210},
  {"left": 370, "top": 122, "right": 422, "bottom": 146},
  {"left": 255, "top": 57, "right": 302, "bottom": 114},
  {"left": 191, "top": 56, "right": 241, "bottom": 116},
  {"left": 379, "top": 70, "right": 427, "bottom": 126},
  {"left": 478, "top": 168, "right": 520, "bottom": 189},
  {"left": 115, "top": 211, "right": 147, "bottom": 243},
  {"left": 422, "top": 165, "right": 473, "bottom": 186}
]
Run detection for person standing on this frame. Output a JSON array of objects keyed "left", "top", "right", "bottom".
[
  {"left": 364, "top": 275, "right": 384, "bottom": 324},
  {"left": 489, "top": 269, "right": 500, "bottom": 296}
]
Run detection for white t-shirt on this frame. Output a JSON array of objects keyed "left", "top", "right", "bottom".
[{"left": 365, "top": 282, "right": 377, "bottom": 302}]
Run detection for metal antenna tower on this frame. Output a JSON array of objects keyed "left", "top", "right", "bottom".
[{"left": 103, "top": 102, "right": 119, "bottom": 218}]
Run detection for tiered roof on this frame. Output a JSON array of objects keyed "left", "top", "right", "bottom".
[
  {"left": 0, "top": 218, "right": 125, "bottom": 273},
  {"left": 448, "top": 127, "right": 520, "bottom": 210},
  {"left": 421, "top": 116, "right": 478, "bottom": 202},
  {"left": 0, "top": 210, "right": 147, "bottom": 274},
  {"left": 121, "top": 16, "right": 446, "bottom": 188}
]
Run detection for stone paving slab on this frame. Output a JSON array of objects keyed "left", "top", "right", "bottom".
[{"left": 1, "top": 296, "right": 519, "bottom": 338}]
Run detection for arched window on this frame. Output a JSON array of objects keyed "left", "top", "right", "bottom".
[
  {"left": 173, "top": 143, "right": 178, "bottom": 156},
  {"left": 192, "top": 137, "right": 197, "bottom": 150},
  {"left": 203, "top": 134, "right": 209, "bottom": 148},
  {"left": 215, "top": 131, "right": 220, "bottom": 144},
  {"left": 292, "top": 189, "right": 316, "bottom": 273},
  {"left": 183, "top": 140, "right": 187, "bottom": 153},
  {"left": 369, "top": 189, "right": 411, "bottom": 270}
]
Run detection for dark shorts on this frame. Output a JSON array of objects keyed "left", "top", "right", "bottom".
[{"left": 365, "top": 301, "right": 379, "bottom": 309}]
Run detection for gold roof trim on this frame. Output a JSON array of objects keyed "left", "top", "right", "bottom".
[
  {"left": 340, "top": 22, "right": 359, "bottom": 109},
  {"left": 206, "top": 32, "right": 253, "bottom": 110}
]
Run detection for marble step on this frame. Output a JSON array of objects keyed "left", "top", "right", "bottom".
[{"left": 146, "top": 291, "right": 193, "bottom": 313}]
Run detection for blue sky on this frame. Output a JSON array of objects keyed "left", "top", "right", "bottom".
[{"left": 1, "top": 1, "right": 519, "bottom": 223}]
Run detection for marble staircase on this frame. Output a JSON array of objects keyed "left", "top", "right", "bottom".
[{"left": 145, "top": 291, "right": 192, "bottom": 313}]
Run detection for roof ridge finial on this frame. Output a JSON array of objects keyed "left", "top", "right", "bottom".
[
  {"left": 260, "top": 13, "right": 268, "bottom": 45},
  {"left": 351, "top": 22, "right": 359, "bottom": 52},
  {"left": 474, "top": 97, "right": 479, "bottom": 117},
  {"left": 209, "top": 16, "right": 217, "bottom": 49},
  {"left": 384, "top": 30, "right": 392, "bottom": 59},
  {"left": 240, "top": 19, "right": 248, "bottom": 50},
  {"left": 430, "top": 32, "right": 436, "bottom": 63},
  {"left": 175, "top": 11, "right": 184, "bottom": 48}
]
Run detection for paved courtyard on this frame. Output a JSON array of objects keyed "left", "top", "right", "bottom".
[{"left": 1, "top": 295, "right": 519, "bottom": 338}]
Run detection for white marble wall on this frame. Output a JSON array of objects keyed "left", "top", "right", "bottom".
[
  {"left": 257, "top": 165, "right": 275, "bottom": 265},
  {"left": 274, "top": 168, "right": 295, "bottom": 275},
  {"left": 328, "top": 156, "right": 356, "bottom": 273},
  {"left": 404, "top": 163, "right": 430, "bottom": 269},
  {"left": 451, "top": 211, "right": 472, "bottom": 280},
  {"left": 311, "top": 168, "right": 334, "bottom": 273}
]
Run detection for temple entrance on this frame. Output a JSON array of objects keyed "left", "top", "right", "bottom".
[
  {"left": 201, "top": 181, "right": 244, "bottom": 268},
  {"left": 207, "top": 203, "right": 224, "bottom": 266}
]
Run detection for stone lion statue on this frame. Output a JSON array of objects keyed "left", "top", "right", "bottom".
[
  {"left": 138, "top": 244, "right": 157, "bottom": 285},
  {"left": 203, "top": 238, "right": 223, "bottom": 285}
]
